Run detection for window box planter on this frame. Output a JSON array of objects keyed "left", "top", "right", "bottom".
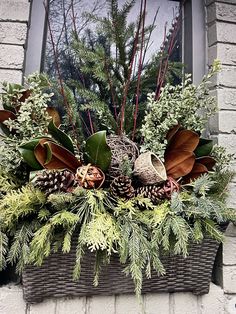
[{"left": 22, "top": 235, "right": 222, "bottom": 304}]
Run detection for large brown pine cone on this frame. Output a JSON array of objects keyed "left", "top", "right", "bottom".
[
  {"left": 110, "top": 175, "right": 135, "bottom": 199},
  {"left": 33, "top": 170, "right": 75, "bottom": 196}
]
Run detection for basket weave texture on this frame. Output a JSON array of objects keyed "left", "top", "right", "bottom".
[{"left": 23, "top": 237, "right": 221, "bottom": 303}]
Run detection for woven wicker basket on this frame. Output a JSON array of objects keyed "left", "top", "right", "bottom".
[{"left": 22, "top": 236, "right": 221, "bottom": 303}]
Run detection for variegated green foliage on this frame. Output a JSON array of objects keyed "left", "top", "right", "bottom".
[
  {"left": 141, "top": 60, "right": 221, "bottom": 158},
  {"left": 0, "top": 74, "right": 53, "bottom": 177}
]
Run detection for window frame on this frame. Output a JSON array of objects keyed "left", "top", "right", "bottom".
[
  {"left": 24, "top": 0, "right": 48, "bottom": 77},
  {"left": 25, "top": 0, "right": 207, "bottom": 83}
]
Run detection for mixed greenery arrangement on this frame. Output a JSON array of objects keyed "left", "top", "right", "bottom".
[
  {"left": 0, "top": 58, "right": 235, "bottom": 294},
  {"left": 0, "top": 0, "right": 235, "bottom": 294}
]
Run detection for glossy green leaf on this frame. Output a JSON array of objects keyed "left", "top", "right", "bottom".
[
  {"left": 84, "top": 131, "right": 112, "bottom": 172},
  {"left": 194, "top": 138, "right": 213, "bottom": 158},
  {"left": 19, "top": 139, "right": 43, "bottom": 170},
  {"left": 48, "top": 120, "right": 74, "bottom": 154}
]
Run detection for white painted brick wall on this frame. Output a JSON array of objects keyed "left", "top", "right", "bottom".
[
  {"left": 0, "top": 283, "right": 228, "bottom": 314},
  {"left": 0, "top": 0, "right": 30, "bottom": 92},
  {"left": 217, "top": 89, "right": 236, "bottom": 110},
  {"left": 208, "top": 22, "right": 236, "bottom": 47},
  {"left": 0, "top": 45, "right": 25, "bottom": 69},
  {"left": 0, "top": 1, "right": 30, "bottom": 22},
  {"left": 0, "top": 285, "right": 26, "bottom": 314},
  {"left": 225, "top": 295, "right": 236, "bottom": 314},
  {"left": 208, "top": 43, "right": 236, "bottom": 66},
  {"left": 211, "top": 4, "right": 236, "bottom": 309},
  {"left": 207, "top": 2, "right": 236, "bottom": 24},
  {"left": 0, "top": 22, "right": 28, "bottom": 45}
]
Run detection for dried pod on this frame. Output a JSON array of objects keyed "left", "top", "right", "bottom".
[
  {"left": 134, "top": 152, "right": 167, "bottom": 185},
  {"left": 75, "top": 164, "right": 105, "bottom": 189}
]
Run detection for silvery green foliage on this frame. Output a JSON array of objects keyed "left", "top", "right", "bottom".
[
  {"left": 0, "top": 73, "right": 53, "bottom": 177},
  {"left": 211, "top": 145, "right": 234, "bottom": 171},
  {"left": 141, "top": 60, "right": 221, "bottom": 159},
  {"left": 3, "top": 73, "right": 53, "bottom": 140}
]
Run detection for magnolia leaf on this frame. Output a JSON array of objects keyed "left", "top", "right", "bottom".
[
  {"left": 84, "top": 130, "right": 112, "bottom": 171},
  {"left": 0, "top": 110, "right": 17, "bottom": 121},
  {"left": 48, "top": 120, "right": 74, "bottom": 154},
  {"left": 44, "top": 142, "right": 53, "bottom": 165},
  {"left": 35, "top": 140, "right": 81, "bottom": 172},
  {"left": 194, "top": 138, "right": 214, "bottom": 158},
  {"left": 183, "top": 163, "right": 208, "bottom": 183},
  {"left": 166, "top": 124, "right": 181, "bottom": 142},
  {"left": 196, "top": 156, "right": 216, "bottom": 170},
  {"left": 19, "top": 139, "right": 44, "bottom": 170},
  {"left": 165, "top": 150, "right": 195, "bottom": 179},
  {"left": 167, "top": 129, "right": 199, "bottom": 152},
  {"left": 46, "top": 107, "right": 61, "bottom": 127}
]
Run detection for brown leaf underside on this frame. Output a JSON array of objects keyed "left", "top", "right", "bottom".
[{"left": 34, "top": 140, "right": 81, "bottom": 173}]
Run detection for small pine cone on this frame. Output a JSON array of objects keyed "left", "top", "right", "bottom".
[
  {"left": 135, "top": 185, "right": 163, "bottom": 205},
  {"left": 110, "top": 175, "right": 135, "bottom": 199},
  {"left": 33, "top": 170, "right": 75, "bottom": 196},
  {"left": 135, "top": 177, "right": 180, "bottom": 204}
]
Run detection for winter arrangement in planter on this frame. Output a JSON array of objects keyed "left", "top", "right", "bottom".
[{"left": 0, "top": 58, "right": 235, "bottom": 302}]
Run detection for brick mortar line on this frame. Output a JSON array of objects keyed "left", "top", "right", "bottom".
[
  {"left": 0, "top": 67, "right": 23, "bottom": 71},
  {"left": 207, "top": 20, "right": 236, "bottom": 28},
  {"left": 208, "top": 85, "right": 236, "bottom": 91},
  {"left": 217, "top": 131, "right": 236, "bottom": 135},
  {"left": 214, "top": 63, "right": 236, "bottom": 68},
  {"left": 0, "top": 43, "right": 25, "bottom": 47},
  {"left": 206, "top": 1, "right": 236, "bottom": 7},
  {"left": 209, "top": 42, "right": 236, "bottom": 47},
  {"left": 218, "top": 84, "right": 236, "bottom": 89},
  {"left": 208, "top": 41, "right": 236, "bottom": 48},
  {"left": 0, "top": 20, "right": 29, "bottom": 24}
]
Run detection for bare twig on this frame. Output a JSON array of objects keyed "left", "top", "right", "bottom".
[
  {"left": 155, "top": 11, "right": 181, "bottom": 101},
  {"left": 104, "top": 56, "right": 118, "bottom": 123},
  {"left": 119, "top": 0, "right": 144, "bottom": 135},
  {"left": 142, "top": 6, "right": 159, "bottom": 67},
  {"left": 70, "top": 0, "right": 94, "bottom": 134},
  {"left": 43, "top": 0, "right": 79, "bottom": 145},
  {"left": 132, "top": 0, "right": 147, "bottom": 141}
]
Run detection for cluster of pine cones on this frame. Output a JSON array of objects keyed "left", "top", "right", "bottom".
[
  {"left": 33, "top": 165, "right": 104, "bottom": 195},
  {"left": 33, "top": 170, "right": 179, "bottom": 205},
  {"left": 110, "top": 175, "right": 180, "bottom": 204}
]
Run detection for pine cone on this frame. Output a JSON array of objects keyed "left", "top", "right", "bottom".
[
  {"left": 136, "top": 177, "right": 180, "bottom": 204},
  {"left": 110, "top": 175, "right": 135, "bottom": 199},
  {"left": 33, "top": 170, "right": 75, "bottom": 196},
  {"left": 135, "top": 185, "right": 163, "bottom": 205}
]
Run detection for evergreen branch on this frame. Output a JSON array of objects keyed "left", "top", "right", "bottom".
[
  {"left": 202, "top": 218, "right": 224, "bottom": 242},
  {"left": 0, "top": 220, "right": 8, "bottom": 271}
]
